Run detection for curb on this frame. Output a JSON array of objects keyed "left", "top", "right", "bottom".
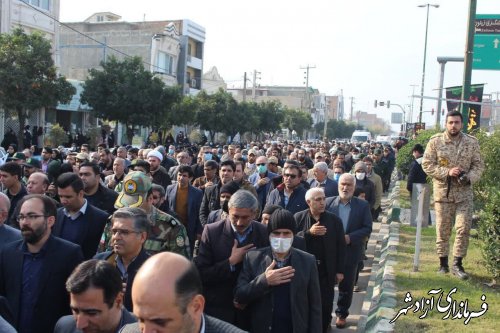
[{"left": 363, "top": 181, "right": 402, "bottom": 333}]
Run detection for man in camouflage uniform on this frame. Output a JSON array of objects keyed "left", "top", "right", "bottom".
[
  {"left": 422, "top": 111, "right": 484, "bottom": 279},
  {"left": 101, "top": 171, "right": 191, "bottom": 258}
]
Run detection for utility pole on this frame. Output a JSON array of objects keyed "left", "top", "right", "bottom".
[
  {"left": 300, "top": 65, "right": 316, "bottom": 112},
  {"left": 409, "top": 84, "right": 418, "bottom": 123},
  {"left": 460, "top": 0, "right": 477, "bottom": 132},
  {"left": 243, "top": 72, "right": 247, "bottom": 102},
  {"left": 252, "top": 69, "right": 261, "bottom": 101},
  {"left": 349, "top": 97, "right": 355, "bottom": 121}
]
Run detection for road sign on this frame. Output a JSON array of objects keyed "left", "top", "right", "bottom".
[
  {"left": 391, "top": 113, "right": 403, "bottom": 124},
  {"left": 473, "top": 15, "right": 500, "bottom": 70}
]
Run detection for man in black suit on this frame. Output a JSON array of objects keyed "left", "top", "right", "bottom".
[
  {"left": 54, "top": 260, "right": 136, "bottom": 333},
  {"left": 235, "top": 208, "right": 322, "bottom": 333},
  {"left": 79, "top": 162, "right": 119, "bottom": 215},
  {"left": 194, "top": 190, "right": 268, "bottom": 328},
  {"left": 325, "top": 173, "right": 372, "bottom": 329},
  {"left": 54, "top": 172, "right": 109, "bottom": 259},
  {"left": 307, "top": 161, "right": 339, "bottom": 198},
  {"left": 199, "top": 160, "right": 236, "bottom": 226},
  {"left": 120, "top": 252, "right": 246, "bottom": 333},
  {"left": 0, "top": 194, "right": 83, "bottom": 333},
  {"left": 295, "top": 187, "right": 346, "bottom": 333}
]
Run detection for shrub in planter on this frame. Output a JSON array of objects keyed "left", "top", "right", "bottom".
[{"left": 478, "top": 188, "right": 500, "bottom": 283}]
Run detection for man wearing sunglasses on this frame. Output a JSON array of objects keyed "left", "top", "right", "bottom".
[
  {"left": 94, "top": 207, "right": 150, "bottom": 311},
  {"left": 265, "top": 164, "right": 308, "bottom": 215}
]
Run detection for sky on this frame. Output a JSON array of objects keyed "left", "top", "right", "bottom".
[{"left": 59, "top": 0, "right": 500, "bottom": 130}]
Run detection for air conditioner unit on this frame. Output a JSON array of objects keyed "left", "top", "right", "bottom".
[{"left": 191, "top": 79, "right": 197, "bottom": 87}]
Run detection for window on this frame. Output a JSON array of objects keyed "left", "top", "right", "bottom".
[
  {"left": 28, "top": 0, "right": 50, "bottom": 10},
  {"left": 157, "top": 52, "right": 174, "bottom": 75}
]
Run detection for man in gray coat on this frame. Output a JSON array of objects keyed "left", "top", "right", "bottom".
[{"left": 234, "top": 208, "right": 322, "bottom": 333}]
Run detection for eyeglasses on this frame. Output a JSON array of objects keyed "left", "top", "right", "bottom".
[
  {"left": 111, "top": 228, "right": 141, "bottom": 236},
  {"left": 257, "top": 163, "right": 266, "bottom": 166},
  {"left": 283, "top": 173, "right": 298, "bottom": 179},
  {"left": 17, "top": 214, "right": 47, "bottom": 222}
]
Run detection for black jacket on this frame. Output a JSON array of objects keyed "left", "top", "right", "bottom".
[
  {"left": 54, "top": 307, "right": 136, "bottom": 333},
  {"left": 193, "top": 219, "right": 269, "bottom": 324},
  {"left": 295, "top": 209, "right": 346, "bottom": 287},
  {"left": 85, "top": 184, "right": 119, "bottom": 215},
  {"left": 0, "top": 236, "right": 83, "bottom": 333},
  {"left": 54, "top": 203, "right": 109, "bottom": 260},
  {"left": 94, "top": 249, "right": 151, "bottom": 311},
  {"left": 407, "top": 158, "right": 427, "bottom": 193},
  {"left": 234, "top": 247, "right": 322, "bottom": 333}
]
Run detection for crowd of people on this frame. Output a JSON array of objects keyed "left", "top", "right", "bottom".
[{"left": 0, "top": 136, "right": 401, "bottom": 333}]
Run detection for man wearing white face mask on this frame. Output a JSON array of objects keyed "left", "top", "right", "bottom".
[
  {"left": 249, "top": 156, "right": 278, "bottom": 212},
  {"left": 353, "top": 161, "right": 375, "bottom": 209},
  {"left": 235, "top": 208, "right": 321, "bottom": 333}
]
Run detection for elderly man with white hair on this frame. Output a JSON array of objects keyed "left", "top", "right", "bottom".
[
  {"left": 295, "top": 187, "right": 346, "bottom": 332},
  {"left": 307, "top": 162, "right": 339, "bottom": 198},
  {"left": 325, "top": 173, "right": 372, "bottom": 329}
]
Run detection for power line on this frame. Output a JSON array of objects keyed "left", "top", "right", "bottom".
[{"left": 20, "top": 0, "right": 170, "bottom": 73}]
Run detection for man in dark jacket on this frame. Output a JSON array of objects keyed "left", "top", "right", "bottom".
[
  {"left": 194, "top": 190, "right": 268, "bottom": 328},
  {"left": 199, "top": 160, "right": 236, "bottom": 226},
  {"left": 55, "top": 172, "right": 109, "bottom": 260},
  {"left": 235, "top": 208, "right": 322, "bottom": 333},
  {"left": 353, "top": 161, "right": 375, "bottom": 209},
  {"left": 295, "top": 187, "right": 346, "bottom": 332},
  {"left": 0, "top": 194, "right": 83, "bottom": 333},
  {"left": 266, "top": 164, "right": 308, "bottom": 214},
  {"left": 407, "top": 144, "right": 427, "bottom": 194},
  {"left": 54, "top": 260, "right": 136, "bottom": 333},
  {"left": 120, "top": 252, "right": 246, "bottom": 333},
  {"left": 325, "top": 174, "right": 372, "bottom": 329},
  {"left": 94, "top": 207, "right": 150, "bottom": 311},
  {"left": 79, "top": 162, "right": 118, "bottom": 215}
]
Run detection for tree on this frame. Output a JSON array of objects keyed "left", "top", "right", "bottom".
[
  {"left": 81, "top": 56, "right": 181, "bottom": 143},
  {"left": 314, "top": 119, "right": 357, "bottom": 139},
  {"left": 194, "top": 89, "right": 238, "bottom": 143},
  {"left": 254, "top": 100, "right": 285, "bottom": 138},
  {"left": 0, "top": 28, "right": 75, "bottom": 148},
  {"left": 281, "top": 108, "right": 313, "bottom": 139}
]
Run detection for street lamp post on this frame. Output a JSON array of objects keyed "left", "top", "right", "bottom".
[{"left": 417, "top": 4, "right": 439, "bottom": 125}]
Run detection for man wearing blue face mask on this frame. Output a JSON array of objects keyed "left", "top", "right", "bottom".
[
  {"left": 249, "top": 156, "right": 278, "bottom": 213},
  {"left": 235, "top": 208, "right": 321, "bottom": 333}
]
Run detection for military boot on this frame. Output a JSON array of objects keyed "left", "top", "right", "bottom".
[
  {"left": 437, "top": 256, "right": 449, "bottom": 274},
  {"left": 451, "top": 257, "right": 468, "bottom": 280}
]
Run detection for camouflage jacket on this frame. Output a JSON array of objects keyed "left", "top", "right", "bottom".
[
  {"left": 99, "top": 206, "right": 191, "bottom": 259},
  {"left": 422, "top": 131, "right": 484, "bottom": 203}
]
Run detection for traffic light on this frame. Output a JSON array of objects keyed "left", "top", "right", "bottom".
[
  {"left": 387, "top": 100, "right": 391, "bottom": 108},
  {"left": 374, "top": 100, "right": 378, "bottom": 108},
  {"left": 431, "top": 108, "right": 434, "bottom": 115},
  {"left": 441, "top": 109, "right": 445, "bottom": 115}
]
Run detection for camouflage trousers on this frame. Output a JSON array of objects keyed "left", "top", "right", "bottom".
[{"left": 435, "top": 201, "right": 472, "bottom": 258}]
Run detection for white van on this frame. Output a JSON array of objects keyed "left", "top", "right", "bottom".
[{"left": 351, "top": 130, "right": 372, "bottom": 143}]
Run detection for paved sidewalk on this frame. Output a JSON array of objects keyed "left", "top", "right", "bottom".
[{"left": 328, "top": 195, "right": 391, "bottom": 332}]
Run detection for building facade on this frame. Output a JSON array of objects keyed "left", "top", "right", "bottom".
[{"left": 0, "top": 0, "right": 61, "bottom": 146}]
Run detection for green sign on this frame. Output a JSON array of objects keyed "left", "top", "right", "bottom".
[{"left": 473, "top": 14, "right": 500, "bottom": 71}]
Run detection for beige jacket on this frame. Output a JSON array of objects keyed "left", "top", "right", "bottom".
[{"left": 422, "top": 131, "right": 484, "bottom": 203}]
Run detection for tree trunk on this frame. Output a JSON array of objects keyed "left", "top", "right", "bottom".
[
  {"left": 209, "top": 130, "right": 215, "bottom": 143},
  {"left": 17, "top": 107, "right": 26, "bottom": 149},
  {"left": 125, "top": 124, "right": 134, "bottom": 145}
]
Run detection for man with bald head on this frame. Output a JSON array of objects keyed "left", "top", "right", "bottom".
[
  {"left": 120, "top": 252, "right": 246, "bottom": 333},
  {"left": 26, "top": 172, "right": 50, "bottom": 195}
]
